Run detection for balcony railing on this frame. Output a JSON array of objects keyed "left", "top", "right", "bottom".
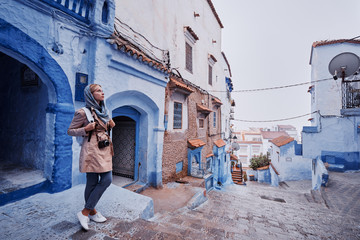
[
  {"left": 342, "top": 80, "right": 360, "bottom": 109},
  {"left": 40, "top": 0, "right": 94, "bottom": 24}
]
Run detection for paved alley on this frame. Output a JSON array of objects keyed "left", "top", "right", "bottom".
[{"left": 1, "top": 172, "right": 360, "bottom": 239}]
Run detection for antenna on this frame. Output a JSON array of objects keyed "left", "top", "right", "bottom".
[{"left": 328, "top": 52, "right": 360, "bottom": 81}]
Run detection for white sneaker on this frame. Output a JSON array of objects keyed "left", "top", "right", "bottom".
[
  {"left": 77, "top": 211, "right": 89, "bottom": 230},
  {"left": 89, "top": 212, "right": 107, "bottom": 223}
]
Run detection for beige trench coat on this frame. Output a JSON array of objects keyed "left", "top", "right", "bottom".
[{"left": 67, "top": 108, "right": 114, "bottom": 173}]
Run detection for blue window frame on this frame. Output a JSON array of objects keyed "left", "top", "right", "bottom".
[
  {"left": 176, "top": 161, "right": 183, "bottom": 173},
  {"left": 75, "top": 73, "right": 88, "bottom": 102}
]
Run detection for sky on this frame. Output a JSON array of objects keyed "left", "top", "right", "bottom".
[{"left": 212, "top": 0, "right": 360, "bottom": 134}]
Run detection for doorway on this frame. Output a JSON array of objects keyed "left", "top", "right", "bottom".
[
  {"left": 112, "top": 116, "right": 136, "bottom": 179},
  {"left": 0, "top": 52, "right": 48, "bottom": 194}
]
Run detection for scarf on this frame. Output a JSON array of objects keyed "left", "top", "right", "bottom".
[{"left": 84, "top": 85, "right": 110, "bottom": 124}]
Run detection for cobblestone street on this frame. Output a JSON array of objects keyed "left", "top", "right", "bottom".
[
  {"left": 100, "top": 175, "right": 360, "bottom": 240},
  {"left": 1, "top": 172, "right": 360, "bottom": 240}
]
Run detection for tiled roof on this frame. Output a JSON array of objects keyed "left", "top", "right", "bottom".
[
  {"left": 188, "top": 139, "right": 206, "bottom": 148},
  {"left": 214, "top": 139, "right": 226, "bottom": 148},
  {"left": 237, "top": 141, "right": 262, "bottom": 144},
  {"left": 261, "top": 131, "right": 289, "bottom": 139},
  {"left": 212, "top": 97, "right": 222, "bottom": 106},
  {"left": 277, "top": 125, "right": 296, "bottom": 129},
  {"left": 169, "top": 77, "right": 194, "bottom": 94},
  {"left": 196, "top": 104, "right": 213, "bottom": 114},
  {"left": 270, "top": 135, "right": 294, "bottom": 147},
  {"left": 108, "top": 34, "right": 169, "bottom": 74},
  {"left": 207, "top": 0, "right": 224, "bottom": 28},
  {"left": 312, "top": 39, "right": 360, "bottom": 48}
]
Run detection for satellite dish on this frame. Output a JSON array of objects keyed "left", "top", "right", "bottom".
[
  {"left": 232, "top": 142, "right": 240, "bottom": 151},
  {"left": 328, "top": 52, "right": 360, "bottom": 80}
]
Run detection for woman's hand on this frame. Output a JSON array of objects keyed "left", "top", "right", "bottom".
[
  {"left": 84, "top": 122, "right": 96, "bottom": 132},
  {"left": 109, "top": 119, "right": 115, "bottom": 128}
]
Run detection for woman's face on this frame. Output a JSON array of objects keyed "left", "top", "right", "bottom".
[{"left": 92, "top": 86, "right": 104, "bottom": 103}]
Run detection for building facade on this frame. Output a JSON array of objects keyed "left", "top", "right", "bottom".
[
  {"left": 269, "top": 135, "right": 311, "bottom": 184},
  {"left": 303, "top": 39, "right": 360, "bottom": 188},
  {"left": 113, "top": 0, "right": 234, "bottom": 186},
  {"left": 0, "top": 0, "right": 169, "bottom": 205}
]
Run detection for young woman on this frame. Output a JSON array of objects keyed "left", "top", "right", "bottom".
[{"left": 67, "top": 84, "right": 115, "bottom": 230}]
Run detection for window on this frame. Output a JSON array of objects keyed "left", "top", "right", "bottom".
[
  {"left": 208, "top": 65, "right": 212, "bottom": 85},
  {"left": 199, "top": 118, "right": 204, "bottom": 128},
  {"left": 173, "top": 102, "right": 182, "bottom": 129},
  {"left": 240, "top": 146, "right": 248, "bottom": 154},
  {"left": 176, "top": 161, "right": 183, "bottom": 173},
  {"left": 213, "top": 112, "right": 216, "bottom": 128},
  {"left": 252, "top": 145, "right": 260, "bottom": 154},
  {"left": 342, "top": 81, "right": 360, "bottom": 109},
  {"left": 185, "top": 42, "right": 193, "bottom": 73}
]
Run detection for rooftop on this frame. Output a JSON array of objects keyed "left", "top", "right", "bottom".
[
  {"left": 270, "top": 135, "right": 294, "bottom": 147},
  {"left": 261, "top": 131, "right": 289, "bottom": 140}
]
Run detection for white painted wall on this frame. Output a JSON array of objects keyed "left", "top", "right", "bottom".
[
  {"left": 114, "top": 0, "right": 230, "bottom": 137},
  {"left": 270, "top": 142, "right": 312, "bottom": 182},
  {"left": 303, "top": 42, "right": 360, "bottom": 161}
]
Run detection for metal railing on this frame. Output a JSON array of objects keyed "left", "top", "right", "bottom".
[
  {"left": 40, "top": 0, "right": 94, "bottom": 24},
  {"left": 342, "top": 80, "right": 360, "bottom": 109}
]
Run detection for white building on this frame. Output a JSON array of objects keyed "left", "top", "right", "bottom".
[
  {"left": 302, "top": 39, "right": 360, "bottom": 188},
  {"left": 269, "top": 136, "right": 311, "bottom": 183},
  {"left": 235, "top": 130, "right": 263, "bottom": 167}
]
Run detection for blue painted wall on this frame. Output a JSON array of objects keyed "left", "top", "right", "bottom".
[
  {"left": 321, "top": 151, "right": 360, "bottom": 172},
  {"left": 312, "top": 157, "right": 328, "bottom": 190},
  {"left": 257, "top": 168, "right": 271, "bottom": 184},
  {"left": 0, "top": 17, "right": 74, "bottom": 205}
]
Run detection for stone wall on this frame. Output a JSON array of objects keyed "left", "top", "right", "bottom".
[{"left": 162, "top": 83, "right": 222, "bottom": 183}]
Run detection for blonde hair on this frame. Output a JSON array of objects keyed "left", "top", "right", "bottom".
[{"left": 89, "top": 84, "right": 102, "bottom": 93}]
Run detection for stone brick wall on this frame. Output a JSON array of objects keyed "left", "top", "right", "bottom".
[{"left": 162, "top": 81, "right": 222, "bottom": 183}]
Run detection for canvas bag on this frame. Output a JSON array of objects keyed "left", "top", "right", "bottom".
[{"left": 76, "top": 107, "right": 94, "bottom": 146}]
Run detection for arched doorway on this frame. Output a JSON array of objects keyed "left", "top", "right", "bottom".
[
  {"left": 0, "top": 18, "right": 74, "bottom": 205},
  {"left": 0, "top": 52, "right": 49, "bottom": 193},
  {"left": 111, "top": 106, "right": 140, "bottom": 186},
  {"left": 112, "top": 116, "right": 136, "bottom": 179}
]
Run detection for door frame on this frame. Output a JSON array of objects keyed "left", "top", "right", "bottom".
[{"left": 112, "top": 106, "right": 140, "bottom": 181}]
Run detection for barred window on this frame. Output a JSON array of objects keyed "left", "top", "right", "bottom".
[
  {"left": 208, "top": 65, "right": 212, "bottom": 85},
  {"left": 185, "top": 42, "right": 193, "bottom": 73},
  {"left": 213, "top": 111, "right": 216, "bottom": 128},
  {"left": 173, "top": 102, "right": 182, "bottom": 129},
  {"left": 199, "top": 118, "right": 204, "bottom": 128}
]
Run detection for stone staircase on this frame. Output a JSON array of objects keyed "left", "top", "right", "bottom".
[{"left": 231, "top": 167, "right": 243, "bottom": 185}]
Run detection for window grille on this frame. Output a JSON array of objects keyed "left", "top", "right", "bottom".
[
  {"left": 342, "top": 80, "right": 360, "bottom": 109},
  {"left": 173, "top": 102, "right": 182, "bottom": 129},
  {"left": 213, "top": 111, "right": 216, "bottom": 128},
  {"left": 185, "top": 42, "right": 193, "bottom": 73},
  {"left": 199, "top": 118, "right": 204, "bottom": 128},
  {"left": 208, "top": 65, "right": 213, "bottom": 85}
]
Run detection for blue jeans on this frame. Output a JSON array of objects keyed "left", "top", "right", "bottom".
[{"left": 84, "top": 171, "right": 112, "bottom": 210}]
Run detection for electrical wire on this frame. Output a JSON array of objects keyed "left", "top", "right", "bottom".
[
  {"left": 233, "top": 111, "right": 318, "bottom": 123},
  {"left": 209, "top": 78, "right": 333, "bottom": 93}
]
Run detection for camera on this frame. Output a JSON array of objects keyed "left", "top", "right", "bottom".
[{"left": 98, "top": 139, "right": 110, "bottom": 149}]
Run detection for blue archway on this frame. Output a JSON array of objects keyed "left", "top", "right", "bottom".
[
  {"left": 112, "top": 106, "right": 141, "bottom": 182},
  {"left": 0, "top": 18, "right": 74, "bottom": 205}
]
